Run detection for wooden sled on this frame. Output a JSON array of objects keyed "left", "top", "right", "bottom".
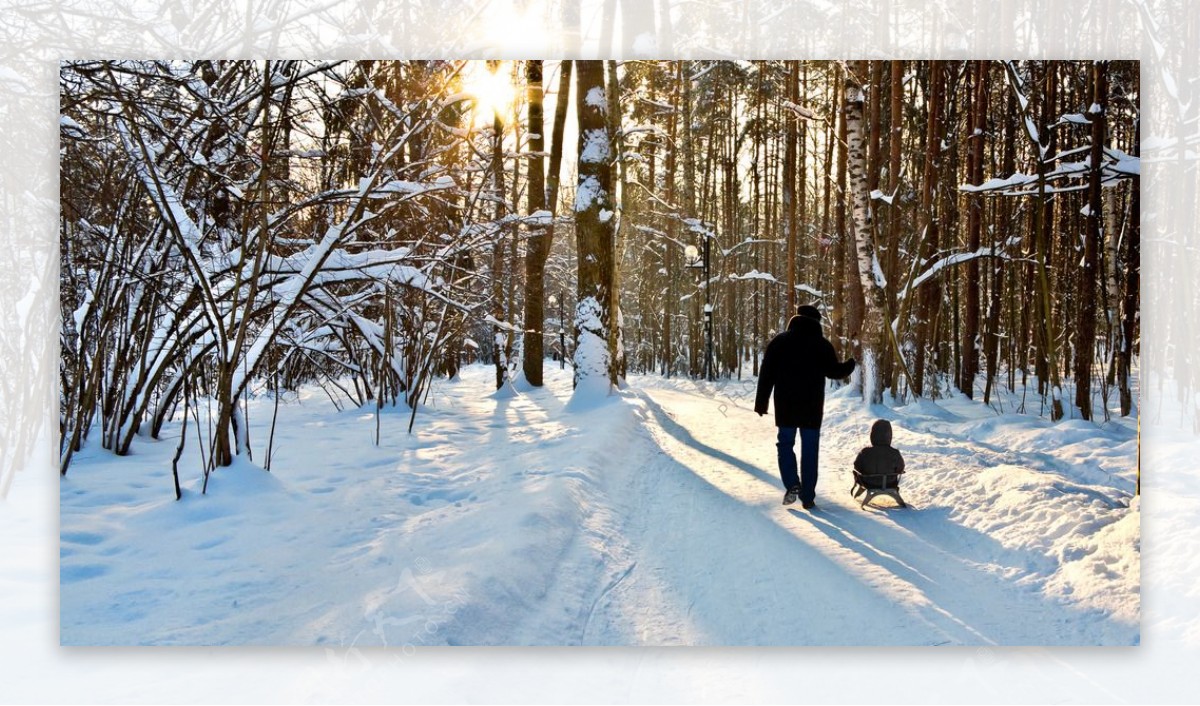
[{"left": 850, "top": 470, "right": 907, "bottom": 509}]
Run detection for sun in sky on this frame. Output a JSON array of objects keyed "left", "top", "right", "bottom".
[{"left": 460, "top": 60, "right": 519, "bottom": 128}]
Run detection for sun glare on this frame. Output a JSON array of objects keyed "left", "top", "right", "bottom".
[
  {"left": 478, "top": 0, "right": 549, "bottom": 55},
  {"left": 461, "top": 61, "right": 518, "bottom": 128}
]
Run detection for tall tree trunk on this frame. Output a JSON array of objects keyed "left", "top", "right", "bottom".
[
  {"left": 836, "top": 72, "right": 854, "bottom": 354},
  {"left": 572, "top": 60, "right": 617, "bottom": 396},
  {"left": 885, "top": 59, "right": 906, "bottom": 397},
  {"left": 681, "top": 62, "right": 698, "bottom": 374},
  {"left": 984, "top": 88, "right": 1017, "bottom": 405},
  {"left": 1119, "top": 115, "right": 1139, "bottom": 417},
  {"left": 783, "top": 61, "right": 799, "bottom": 314},
  {"left": 914, "top": 60, "right": 944, "bottom": 398},
  {"left": 505, "top": 63, "right": 521, "bottom": 387},
  {"left": 821, "top": 72, "right": 835, "bottom": 332},
  {"left": 751, "top": 62, "right": 765, "bottom": 375},
  {"left": 662, "top": 62, "right": 679, "bottom": 377},
  {"left": 1035, "top": 61, "right": 1064, "bottom": 419},
  {"left": 606, "top": 59, "right": 628, "bottom": 382},
  {"left": 489, "top": 60, "right": 507, "bottom": 391},
  {"left": 1075, "top": 60, "right": 1108, "bottom": 420},
  {"left": 845, "top": 60, "right": 887, "bottom": 405},
  {"left": 959, "top": 60, "right": 987, "bottom": 398},
  {"left": 546, "top": 59, "right": 574, "bottom": 365},
  {"left": 522, "top": 60, "right": 548, "bottom": 386},
  {"left": 798, "top": 62, "right": 809, "bottom": 302}
]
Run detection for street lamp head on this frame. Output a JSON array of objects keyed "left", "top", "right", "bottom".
[
  {"left": 684, "top": 244, "right": 699, "bottom": 263},
  {"left": 548, "top": 294, "right": 557, "bottom": 305}
]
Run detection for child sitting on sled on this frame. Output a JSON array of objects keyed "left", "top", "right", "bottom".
[{"left": 852, "top": 419, "right": 905, "bottom": 490}]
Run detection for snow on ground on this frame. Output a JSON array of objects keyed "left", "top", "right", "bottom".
[{"left": 60, "top": 364, "right": 1139, "bottom": 646}]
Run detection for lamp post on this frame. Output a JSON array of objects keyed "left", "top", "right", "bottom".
[
  {"left": 684, "top": 242, "right": 714, "bottom": 382},
  {"left": 549, "top": 293, "right": 566, "bottom": 369}
]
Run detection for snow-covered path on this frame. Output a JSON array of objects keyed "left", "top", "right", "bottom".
[
  {"left": 60, "top": 365, "right": 1138, "bottom": 646},
  {"left": 587, "top": 382, "right": 1136, "bottom": 645}
]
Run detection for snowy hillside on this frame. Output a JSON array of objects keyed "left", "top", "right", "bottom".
[{"left": 60, "top": 364, "right": 1138, "bottom": 646}]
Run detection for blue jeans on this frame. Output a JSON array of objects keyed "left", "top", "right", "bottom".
[{"left": 777, "top": 427, "right": 820, "bottom": 503}]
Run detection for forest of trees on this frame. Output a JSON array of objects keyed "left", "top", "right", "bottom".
[{"left": 58, "top": 59, "right": 1140, "bottom": 482}]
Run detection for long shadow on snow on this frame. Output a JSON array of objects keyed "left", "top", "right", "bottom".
[
  {"left": 785, "top": 502, "right": 1125, "bottom": 645},
  {"left": 639, "top": 390, "right": 1120, "bottom": 645},
  {"left": 486, "top": 381, "right": 571, "bottom": 434},
  {"left": 633, "top": 392, "right": 981, "bottom": 645},
  {"left": 637, "top": 392, "right": 781, "bottom": 487}
]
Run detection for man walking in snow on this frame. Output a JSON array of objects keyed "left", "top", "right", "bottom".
[{"left": 755, "top": 305, "right": 856, "bottom": 508}]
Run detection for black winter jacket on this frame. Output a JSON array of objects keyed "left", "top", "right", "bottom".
[
  {"left": 754, "top": 315, "right": 855, "bottom": 428},
  {"left": 853, "top": 419, "right": 905, "bottom": 488}
]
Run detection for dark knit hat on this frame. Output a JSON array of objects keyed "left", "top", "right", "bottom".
[{"left": 797, "top": 304, "right": 822, "bottom": 322}]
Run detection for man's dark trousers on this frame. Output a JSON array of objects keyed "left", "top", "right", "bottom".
[{"left": 777, "top": 426, "right": 820, "bottom": 503}]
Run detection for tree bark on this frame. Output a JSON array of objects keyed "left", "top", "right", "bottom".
[
  {"left": 984, "top": 86, "right": 1016, "bottom": 405},
  {"left": 572, "top": 60, "right": 618, "bottom": 395},
  {"left": 1075, "top": 61, "right": 1108, "bottom": 420},
  {"left": 662, "top": 62, "right": 679, "bottom": 376},
  {"left": 1119, "top": 114, "right": 1139, "bottom": 417},
  {"left": 783, "top": 61, "right": 799, "bottom": 314},
  {"left": 959, "top": 60, "right": 987, "bottom": 398},
  {"left": 913, "top": 60, "right": 944, "bottom": 398},
  {"left": 522, "top": 60, "right": 548, "bottom": 386},
  {"left": 490, "top": 60, "right": 507, "bottom": 391},
  {"left": 845, "top": 60, "right": 887, "bottom": 404}
]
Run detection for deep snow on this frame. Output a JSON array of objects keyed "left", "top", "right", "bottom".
[{"left": 60, "top": 364, "right": 1138, "bottom": 646}]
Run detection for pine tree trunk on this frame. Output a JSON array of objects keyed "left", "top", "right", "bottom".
[
  {"left": 605, "top": 59, "right": 627, "bottom": 383},
  {"left": 1034, "top": 61, "right": 1064, "bottom": 419},
  {"left": 784, "top": 61, "right": 799, "bottom": 314},
  {"left": 959, "top": 60, "right": 987, "bottom": 398},
  {"left": 489, "top": 62, "right": 507, "bottom": 391},
  {"left": 662, "top": 62, "right": 679, "bottom": 377},
  {"left": 985, "top": 88, "right": 1017, "bottom": 405},
  {"left": 914, "top": 60, "right": 944, "bottom": 398},
  {"left": 1119, "top": 116, "right": 1139, "bottom": 417},
  {"left": 681, "top": 63, "right": 698, "bottom": 374},
  {"left": 572, "top": 60, "right": 617, "bottom": 396},
  {"left": 1075, "top": 61, "right": 1108, "bottom": 420},
  {"left": 522, "top": 60, "right": 548, "bottom": 386}
]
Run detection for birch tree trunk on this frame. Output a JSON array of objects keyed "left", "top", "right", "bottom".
[
  {"left": 885, "top": 59, "right": 909, "bottom": 398},
  {"left": 845, "top": 60, "right": 887, "bottom": 405}
]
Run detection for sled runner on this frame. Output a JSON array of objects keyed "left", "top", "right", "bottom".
[{"left": 850, "top": 470, "right": 907, "bottom": 509}]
